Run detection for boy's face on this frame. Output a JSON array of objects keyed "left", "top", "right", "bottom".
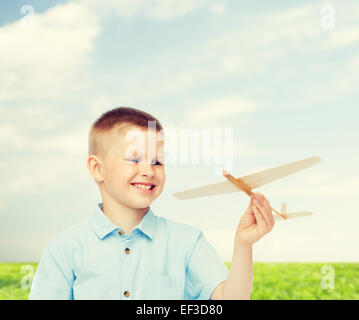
[{"left": 98, "top": 125, "right": 165, "bottom": 210}]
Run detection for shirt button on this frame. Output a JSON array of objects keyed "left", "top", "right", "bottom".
[
  {"left": 123, "top": 290, "right": 130, "bottom": 297},
  {"left": 119, "top": 230, "right": 124, "bottom": 236},
  {"left": 125, "top": 248, "right": 130, "bottom": 255}
]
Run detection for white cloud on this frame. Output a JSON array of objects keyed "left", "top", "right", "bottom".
[
  {"left": 299, "top": 174, "right": 331, "bottom": 185},
  {"left": 208, "top": 4, "right": 226, "bottom": 16},
  {"left": 270, "top": 177, "right": 359, "bottom": 197},
  {"left": 0, "top": 1, "right": 100, "bottom": 201},
  {"left": 90, "top": 95, "right": 117, "bottom": 119},
  {"left": 78, "top": 0, "right": 210, "bottom": 20},
  {"left": 349, "top": 56, "right": 359, "bottom": 69},
  {"left": 0, "top": 119, "right": 90, "bottom": 198},
  {"left": 232, "top": 140, "right": 257, "bottom": 158},
  {"left": 222, "top": 56, "right": 241, "bottom": 71},
  {"left": 78, "top": 0, "right": 146, "bottom": 18},
  {"left": 0, "top": 120, "right": 89, "bottom": 155},
  {"left": 74, "top": 2, "right": 359, "bottom": 106},
  {"left": 185, "top": 3, "right": 359, "bottom": 79},
  {"left": 146, "top": 0, "right": 208, "bottom": 20},
  {"left": 184, "top": 96, "right": 257, "bottom": 125},
  {"left": 6, "top": 152, "right": 88, "bottom": 195},
  {"left": 0, "top": 1, "right": 99, "bottom": 103},
  {"left": 324, "top": 27, "right": 359, "bottom": 49}
]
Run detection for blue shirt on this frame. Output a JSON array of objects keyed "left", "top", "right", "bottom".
[{"left": 29, "top": 203, "right": 229, "bottom": 300}]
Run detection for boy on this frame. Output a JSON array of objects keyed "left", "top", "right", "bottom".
[{"left": 29, "top": 107, "right": 274, "bottom": 300}]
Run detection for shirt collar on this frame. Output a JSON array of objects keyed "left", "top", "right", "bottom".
[{"left": 90, "top": 203, "right": 156, "bottom": 240}]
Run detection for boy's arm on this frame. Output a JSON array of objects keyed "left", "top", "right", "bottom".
[
  {"left": 211, "top": 192, "right": 274, "bottom": 300},
  {"left": 211, "top": 243, "right": 252, "bottom": 300}
]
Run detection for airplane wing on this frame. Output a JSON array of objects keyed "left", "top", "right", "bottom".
[
  {"left": 172, "top": 156, "right": 323, "bottom": 200},
  {"left": 274, "top": 211, "right": 312, "bottom": 221}
]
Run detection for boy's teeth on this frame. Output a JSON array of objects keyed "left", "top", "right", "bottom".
[{"left": 134, "top": 184, "right": 152, "bottom": 190}]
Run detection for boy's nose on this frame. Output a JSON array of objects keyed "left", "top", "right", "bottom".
[{"left": 138, "top": 163, "right": 154, "bottom": 177}]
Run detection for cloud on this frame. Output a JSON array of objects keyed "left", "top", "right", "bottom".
[
  {"left": 69, "top": 2, "right": 359, "bottom": 108},
  {"left": 0, "top": 120, "right": 90, "bottom": 199},
  {"left": 0, "top": 118, "right": 89, "bottom": 155},
  {"left": 208, "top": 4, "right": 226, "bottom": 17},
  {"left": 186, "top": 2, "right": 359, "bottom": 79},
  {"left": 0, "top": 1, "right": 100, "bottom": 200},
  {"left": 349, "top": 56, "right": 359, "bottom": 69},
  {"left": 90, "top": 95, "right": 117, "bottom": 119},
  {"left": 77, "top": 0, "right": 210, "bottom": 20},
  {"left": 0, "top": 1, "right": 99, "bottom": 103},
  {"left": 323, "top": 27, "right": 359, "bottom": 49},
  {"left": 270, "top": 177, "right": 359, "bottom": 197},
  {"left": 222, "top": 56, "right": 241, "bottom": 71},
  {"left": 184, "top": 96, "right": 257, "bottom": 126},
  {"left": 146, "top": 0, "right": 209, "bottom": 20}
]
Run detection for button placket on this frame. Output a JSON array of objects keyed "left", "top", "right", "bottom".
[
  {"left": 118, "top": 229, "right": 131, "bottom": 299},
  {"left": 121, "top": 240, "right": 132, "bottom": 298}
]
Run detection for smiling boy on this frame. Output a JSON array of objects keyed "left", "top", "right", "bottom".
[{"left": 29, "top": 107, "right": 274, "bottom": 300}]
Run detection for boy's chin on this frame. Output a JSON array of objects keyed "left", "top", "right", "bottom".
[{"left": 128, "top": 198, "right": 154, "bottom": 210}]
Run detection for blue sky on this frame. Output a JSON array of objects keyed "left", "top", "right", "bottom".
[{"left": 0, "top": 0, "right": 358, "bottom": 262}]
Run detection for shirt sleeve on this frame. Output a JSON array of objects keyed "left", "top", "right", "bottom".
[
  {"left": 29, "top": 237, "right": 74, "bottom": 300},
  {"left": 185, "top": 231, "right": 229, "bottom": 300}
]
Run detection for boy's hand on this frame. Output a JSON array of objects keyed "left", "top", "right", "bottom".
[{"left": 234, "top": 192, "right": 275, "bottom": 246}]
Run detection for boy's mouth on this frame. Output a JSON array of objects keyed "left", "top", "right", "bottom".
[{"left": 130, "top": 182, "right": 156, "bottom": 194}]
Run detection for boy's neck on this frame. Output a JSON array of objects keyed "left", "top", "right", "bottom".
[{"left": 100, "top": 193, "right": 149, "bottom": 236}]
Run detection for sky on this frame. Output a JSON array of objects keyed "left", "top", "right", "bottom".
[{"left": 0, "top": 0, "right": 358, "bottom": 262}]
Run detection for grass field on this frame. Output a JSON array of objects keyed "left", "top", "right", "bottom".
[{"left": 1, "top": 262, "right": 358, "bottom": 300}]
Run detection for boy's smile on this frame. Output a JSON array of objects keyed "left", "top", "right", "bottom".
[{"left": 130, "top": 182, "right": 156, "bottom": 194}]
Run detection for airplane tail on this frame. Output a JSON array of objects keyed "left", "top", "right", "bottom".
[{"left": 274, "top": 202, "right": 313, "bottom": 221}]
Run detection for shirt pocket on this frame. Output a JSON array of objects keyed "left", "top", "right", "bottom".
[{"left": 143, "top": 275, "right": 184, "bottom": 300}]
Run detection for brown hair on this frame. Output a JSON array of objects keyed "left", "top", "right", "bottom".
[{"left": 88, "top": 106, "right": 163, "bottom": 157}]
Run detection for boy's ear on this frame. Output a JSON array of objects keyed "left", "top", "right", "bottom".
[{"left": 87, "top": 155, "right": 104, "bottom": 183}]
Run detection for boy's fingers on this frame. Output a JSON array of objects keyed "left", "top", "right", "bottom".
[
  {"left": 252, "top": 204, "right": 261, "bottom": 221},
  {"left": 253, "top": 193, "right": 274, "bottom": 227},
  {"left": 253, "top": 199, "right": 272, "bottom": 229},
  {"left": 252, "top": 199, "right": 266, "bottom": 219},
  {"left": 252, "top": 205, "right": 267, "bottom": 230},
  {"left": 254, "top": 192, "right": 271, "bottom": 209},
  {"left": 252, "top": 202, "right": 265, "bottom": 223},
  {"left": 261, "top": 199, "right": 274, "bottom": 227},
  {"left": 261, "top": 199, "right": 274, "bottom": 226},
  {"left": 253, "top": 192, "right": 266, "bottom": 202},
  {"left": 244, "top": 199, "right": 254, "bottom": 216}
]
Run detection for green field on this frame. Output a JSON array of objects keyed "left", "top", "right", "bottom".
[{"left": 1, "top": 262, "right": 358, "bottom": 300}]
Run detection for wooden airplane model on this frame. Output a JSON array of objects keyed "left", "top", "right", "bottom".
[{"left": 172, "top": 156, "right": 323, "bottom": 221}]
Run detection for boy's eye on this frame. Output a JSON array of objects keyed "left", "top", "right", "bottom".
[
  {"left": 127, "top": 159, "right": 139, "bottom": 164},
  {"left": 152, "top": 161, "right": 163, "bottom": 166}
]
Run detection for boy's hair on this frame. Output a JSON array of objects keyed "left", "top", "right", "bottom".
[{"left": 88, "top": 106, "right": 163, "bottom": 157}]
